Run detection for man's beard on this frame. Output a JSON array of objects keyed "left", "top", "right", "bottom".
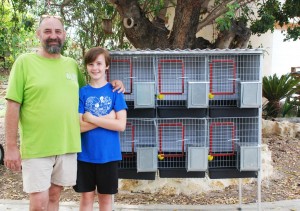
[{"left": 44, "top": 38, "right": 63, "bottom": 54}]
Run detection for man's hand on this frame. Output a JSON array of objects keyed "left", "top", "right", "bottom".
[
  {"left": 111, "top": 80, "right": 125, "bottom": 93},
  {"left": 4, "top": 146, "right": 22, "bottom": 172}
]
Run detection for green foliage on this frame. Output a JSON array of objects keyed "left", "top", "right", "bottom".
[
  {"left": 282, "top": 97, "right": 299, "bottom": 117},
  {"left": 0, "top": 1, "right": 37, "bottom": 69},
  {"left": 251, "top": 0, "right": 300, "bottom": 41},
  {"left": 216, "top": 2, "right": 240, "bottom": 31},
  {"left": 139, "top": 0, "right": 166, "bottom": 17},
  {"left": 56, "top": 0, "right": 131, "bottom": 61},
  {"left": 262, "top": 73, "right": 300, "bottom": 118}
]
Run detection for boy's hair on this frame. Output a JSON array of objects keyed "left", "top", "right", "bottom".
[{"left": 84, "top": 47, "right": 111, "bottom": 67}]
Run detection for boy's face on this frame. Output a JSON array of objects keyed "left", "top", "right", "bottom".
[{"left": 87, "top": 54, "right": 109, "bottom": 81}]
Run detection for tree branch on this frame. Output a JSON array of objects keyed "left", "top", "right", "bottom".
[{"left": 196, "top": 0, "right": 254, "bottom": 31}]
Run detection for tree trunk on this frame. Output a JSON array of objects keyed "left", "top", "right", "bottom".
[
  {"left": 168, "top": 0, "right": 204, "bottom": 49},
  {"left": 109, "top": 0, "right": 251, "bottom": 50}
]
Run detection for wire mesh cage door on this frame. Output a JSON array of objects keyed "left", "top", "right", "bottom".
[
  {"left": 209, "top": 56, "right": 237, "bottom": 107},
  {"left": 208, "top": 117, "right": 259, "bottom": 169},
  {"left": 208, "top": 53, "right": 261, "bottom": 107},
  {"left": 119, "top": 119, "right": 157, "bottom": 167},
  {"left": 156, "top": 54, "right": 207, "bottom": 107},
  {"left": 119, "top": 121, "right": 135, "bottom": 169},
  {"left": 108, "top": 58, "right": 133, "bottom": 97},
  {"left": 157, "top": 119, "right": 207, "bottom": 168}
]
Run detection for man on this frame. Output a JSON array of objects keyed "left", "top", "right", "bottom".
[{"left": 4, "top": 15, "right": 124, "bottom": 211}]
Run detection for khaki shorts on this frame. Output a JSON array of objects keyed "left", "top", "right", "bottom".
[{"left": 22, "top": 153, "right": 77, "bottom": 193}]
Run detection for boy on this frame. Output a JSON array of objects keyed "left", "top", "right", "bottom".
[{"left": 74, "top": 47, "right": 127, "bottom": 211}]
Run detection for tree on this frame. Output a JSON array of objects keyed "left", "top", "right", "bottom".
[
  {"left": 251, "top": 0, "right": 300, "bottom": 41},
  {"left": 2, "top": 0, "right": 300, "bottom": 63},
  {"left": 0, "top": 1, "right": 36, "bottom": 69}
]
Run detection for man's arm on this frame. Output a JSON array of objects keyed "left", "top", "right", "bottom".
[
  {"left": 111, "top": 80, "right": 125, "bottom": 93},
  {"left": 83, "top": 110, "right": 127, "bottom": 132},
  {"left": 4, "top": 100, "right": 22, "bottom": 172}
]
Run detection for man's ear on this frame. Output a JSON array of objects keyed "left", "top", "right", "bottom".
[
  {"left": 63, "top": 30, "right": 67, "bottom": 39},
  {"left": 36, "top": 29, "right": 40, "bottom": 38}
]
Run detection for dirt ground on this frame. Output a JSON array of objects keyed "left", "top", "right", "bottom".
[{"left": 0, "top": 87, "right": 299, "bottom": 205}]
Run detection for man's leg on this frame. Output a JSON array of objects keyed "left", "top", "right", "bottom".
[
  {"left": 29, "top": 190, "right": 49, "bottom": 211},
  {"left": 48, "top": 183, "right": 63, "bottom": 211},
  {"left": 22, "top": 157, "right": 54, "bottom": 211}
]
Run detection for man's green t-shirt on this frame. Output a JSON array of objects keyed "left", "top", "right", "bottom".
[{"left": 6, "top": 53, "right": 86, "bottom": 159}]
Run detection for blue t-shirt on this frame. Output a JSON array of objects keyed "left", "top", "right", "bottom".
[{"left": 78, "top": 83, "right": 127, "bottom": 163}]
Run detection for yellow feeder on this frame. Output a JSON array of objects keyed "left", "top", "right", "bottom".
[
  {"left": 157, "top": 94, "right": 165, "bottom": 100},
  {"left": 158, "top": 154, "right": 165, "bottom": 160},
  {"left": 208, "top": 154, "right": 214, "bottom": 161},
  {"left": 208, "top": 93, "right": 214, "bottom": 99}
]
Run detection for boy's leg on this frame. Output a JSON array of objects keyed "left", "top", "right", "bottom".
[
  {"left": 80, "top": 191, "right": 95, "bottom": 211},
  {"left": 98, "top": 194, "right": 113, "bottom": 211},
  {"left": 74, "top": 161, "right": 97, "bottom": 211},
  {"left": 96, "top": 161, "right": 118, "bottom": 211}
]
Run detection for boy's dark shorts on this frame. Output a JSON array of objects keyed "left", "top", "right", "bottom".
[{"left": 73, "top": 160, "right": 119, "bottom": 194}]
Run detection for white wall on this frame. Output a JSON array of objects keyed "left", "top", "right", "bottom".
[
  {"left": 249, "top": 32, "right": 274, "bottom": 77},
  {"left": 270, "top": 30, "right": 300, "bottom": 76}
]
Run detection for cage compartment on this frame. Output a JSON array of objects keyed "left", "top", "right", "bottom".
[
  {"left": 237, "top": 82, "right": 262, "bottom": 108},
  {"left": 236, "top": 143, "right": 261, "bottom": 171},
  {"left": 207, "top": 117, "right": 259, "bottom": 178},
  {"left": 109, "top": 54, "right": 156, "bottom": 104},
  {"left": 208, "top": 54, "right": 261, "bottom": 107},
  {"left": 118, "top": 119, "right": 157, "bottom": 180},
  {"left": 156, "top": 55, "right": 207, "bottom": 118},
  {"left": 157, "top": 118, "right": 207, "bottom": 178}
]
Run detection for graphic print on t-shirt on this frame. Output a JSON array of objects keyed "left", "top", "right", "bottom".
[{"left": 85, "top": 96, "right": 112, "bottom": 116}]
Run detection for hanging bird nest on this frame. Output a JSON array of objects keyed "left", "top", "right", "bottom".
[{"left": 102, "top": 18, "right": 113, "bottom": 34}]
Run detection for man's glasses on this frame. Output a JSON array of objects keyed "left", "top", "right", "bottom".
[
  {"left": 41, "top": 14, "right": 62, "bottom": 20},
  {"left": 40, "top": 14, "right": 63, "bottom": 25}
]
